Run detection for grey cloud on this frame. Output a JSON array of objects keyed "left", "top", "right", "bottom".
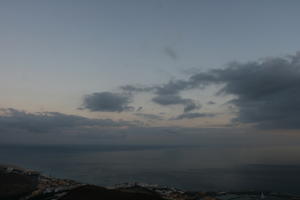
[
  {"left": 121, "top": 81, "right": 190, "bottom": 96},
  {"left": 121, "top": 52, "right": 300, "bottom": 129},
  {"left": 164, "top": 46, "right": 178, "bottom": 60},
  {"left": 200, "top": 56, "right": 300, "bottom": 129},
  {"left": 121, "top": 81, "right": 199, "bottom": 112},
  {"left": 0, "top": 108, "right": 138, "bottom": 144},
  {"left": 169, "top": 53, "right": 300, "bottom": 129},
  {"left": 171, "top": 112, "right": 216, "bottom": 120},
  {"left": 120, "top": 85, "right": 154, "bottom": 93},
  {"left": 183, "top": 102, "right": 201, "bottom": 112},
  {"left": 207, "top": 101, "right": 216, "bottom": 105},
  {"left": 2, "top": 108, "right": 298, "bottom": 146},
  {"left": 136, "top": 106, "right": 143, "bottom": 111},
  {"left": 82, "top": 92, "right": 134, "bottom": 112},
  {"left": 152, "top": 95, "right": 188, "bottom": 105},
  {"left": 155, "top": 80, "right": 190, "bottom": 95},
  {"left": 134, "top": 113, "right": 163, "bottom": 120},
  {"left": 0, "top": 108, "right": 133, "bottom": 134},
  {"left": 152, "top": 94, "right": 200, "bottom": 112},
  {"left": 120, "top": 80, "right": 201, "bottom": 112},
  {"left": 0, "top": 108, "right": 242, "bottom": 145}
]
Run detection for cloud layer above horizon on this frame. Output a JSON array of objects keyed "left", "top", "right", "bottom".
[
  {"left": 1, "top": 52, "right": 300, "bottom": 145},
  {"left": 83, "top": 52, "right": 300, "bottom": 129}
]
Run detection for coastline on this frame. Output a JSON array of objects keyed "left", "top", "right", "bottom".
[{"left": 1, "top": 164, "right": 299, "bottom": 200}]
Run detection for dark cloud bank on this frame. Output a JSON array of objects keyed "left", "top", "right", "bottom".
[
  {"left": 2, "top": 108, "right": 299, "bottom": 147},
  {"left": 0, "top": 108, "right": 132, "bottom": 132},
  {"left": 121, "top": 52, "right": 300, "bottom": 129},
  {"left": 0, "top": 108, "right": 248, "bottom": 145},
  {"left": 0, "top": 108, "right": 136, "bottom": 144}
]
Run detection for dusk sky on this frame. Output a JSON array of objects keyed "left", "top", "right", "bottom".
[{"left": 1, "top": 0, "right": 300, "bottom": 144}]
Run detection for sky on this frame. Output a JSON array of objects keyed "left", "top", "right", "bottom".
[{"left": 1, "top": 0, "right": 300, "bottom": 144}]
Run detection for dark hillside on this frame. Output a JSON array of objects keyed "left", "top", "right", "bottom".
[
  {"left": 0, "top": 172, "right": 38, "bottom": 200},
  {"left": 59, "top": 185, "right": 166, "bottom": 200}
]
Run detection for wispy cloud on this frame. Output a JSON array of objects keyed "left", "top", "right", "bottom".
[
  {"left": 171, "top": 112, "right": 216, "bottom": 120},
  {"left": 134, "top": 113, "right": 164, "bottom": 120},
  {"left": 163, "top": 46, "right": 178, "bottom": 60}
]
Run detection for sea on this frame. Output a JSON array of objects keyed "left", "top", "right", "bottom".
[{"left": 0, "top": 144, "right": 300, "bottom": 194}]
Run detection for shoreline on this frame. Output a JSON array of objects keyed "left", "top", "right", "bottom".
[{"left": 1, "top": 164, "right": 299, "bottom": 200}]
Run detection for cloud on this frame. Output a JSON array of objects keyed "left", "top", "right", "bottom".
[
  {"left": 207, "top": 101, "right": 216, "bottom": 105},
  {"left": 136, "top": 106, "right": 143, "bottom": 111},
  {"left": 82, "top": 92, "right": 134, "bottom": 112},
  {"left": 121, "top": 81, "right": 199, "bottom": 112},
  {"left": 1, "top": 109, "right": 299, "bottom": 146},
  {"left": 179, "top": 53, "right": 300, "bottom": 128},
  {"left": 120, "top": 85, "right": 154, "bottom": 93},
  {"left": 218, "top": 58, "right": 300, "bottom": 129},
  {"left": 121, "top": 52, "right": 300, "bottom": 129},
  {"left": 155, "top": 80, "right": 191, "bottom": 95},
  {"left": 0, "top": 108, "right": 244, "bottom": 145},
  {"left": 152, "top": 94, "right": 187, "bottom": 105},
  {"left": 171, "top": 112, "right": 216, "bottom": 120},
  {"left": 152, "top": 94, "right": 200, "bottom": 112},
  {"left": 0, "top": 108, "right": 133, "bottom": 133},
  {"left": 163, "top": 46, "right": 178, "bottom": 60},
  {"left": 134, "top": 113, "right": 163, "bottom": 120},
  {"left": 183, "top": 102, "right": 200, "bottom": 113},
  {"left": 180, "top": 53, "right": 300, "bottom": 129},
  {"left": 0, "top": 108, "right": 138, "bottom": 144}
]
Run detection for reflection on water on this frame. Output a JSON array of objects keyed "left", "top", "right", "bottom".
[{"left": 0, "top": 145, "right": 300, "bottom": 194}]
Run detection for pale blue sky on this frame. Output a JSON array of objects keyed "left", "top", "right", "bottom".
[{"left": 1, "top": 0, "right": 300, "bottom": 125}]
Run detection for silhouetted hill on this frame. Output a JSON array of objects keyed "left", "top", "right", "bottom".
[
  {"left": 59, "top": 185, "right": 165, "bottom": 200},
  {"left": 0, "top": 171, "right": 38, "bottom": 200}
]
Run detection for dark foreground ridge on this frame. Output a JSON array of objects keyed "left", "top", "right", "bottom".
[{"left": 1, "top": 165, "right": 299, "bottom": 200}]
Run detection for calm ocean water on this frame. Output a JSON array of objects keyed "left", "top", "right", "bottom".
[{"left": 0, "top": 145, "right": 300, "bottom": 194}]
